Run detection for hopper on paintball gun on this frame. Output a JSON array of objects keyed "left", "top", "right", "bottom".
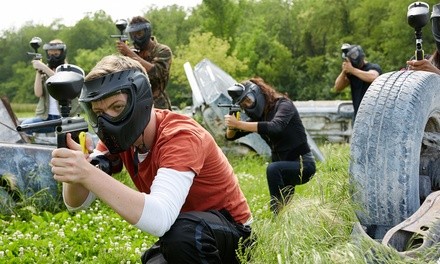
[
  {"left": 407, "top": 2, "right": 430, "bottom": 60},
  {"left": 217, "top": 84, "right": 245, "bottom": 120},
  {"left": 110, "top": 19, "right": 129, "bottom": 43},
  {"left": 27, "top": 37, "right": 43, "bottom": 60},
  {"left": 16, "top": 64, "right": 88, "bottom": 149}
]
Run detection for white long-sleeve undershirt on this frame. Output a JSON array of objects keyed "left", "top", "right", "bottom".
[{"left": 63, "top": 167, "right": 195, "bottom": 237}]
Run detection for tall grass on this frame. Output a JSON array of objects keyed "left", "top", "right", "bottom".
[{"left": 0, "top": 143, "right": 439, "bottom": 263}]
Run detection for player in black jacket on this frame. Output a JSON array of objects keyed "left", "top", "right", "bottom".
[{"left": 224, "top": 77, "right": 316, "bottom": 214}]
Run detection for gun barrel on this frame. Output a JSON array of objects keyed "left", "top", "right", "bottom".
[
  {"left": 56, "top": 118, "right": 88, "bottom": 133},
  {"left": 27, "top": 52, "right": 42, "bottom": 60},
  {"left": 17, "top": 118, "right": 62, "bottom": 132},
  {"left": 217, "top": 103, "right": 234, "bottom": 107},
  {"left": 111, "top": 34, "right": 128, "bottom": 38}
]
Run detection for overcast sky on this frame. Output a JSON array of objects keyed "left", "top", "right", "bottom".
[{"left": 0, "top": 0, "right": 202, "bottom": 32}]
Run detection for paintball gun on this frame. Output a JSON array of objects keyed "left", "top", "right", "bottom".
[
  {"left": 340, "top": 43, "right": 351, "bottom": 61},
  {"left": 27, "top": 37, "right": 43, "bottom": 60},
  {"left": 218, "top": 103, "right": 241, "bottom": 119},
  {"left": 218, "top": 84, "right": 245, "bottom": 122},
  {"left": 110, "top": 19, "right": 129, "bottom": 43},
  {"left": 16, "top": 64, "right": 88, "bottom": 150},
  {"left": 407, "top": 2, "right": 430, "bottom": 60}
]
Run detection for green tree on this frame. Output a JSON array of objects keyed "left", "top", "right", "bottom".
[
  {"left": 170, "top": 32, "right": 248, "bottom": 107},
  {"left": 144, "top": 5, "right": 197, "bottom": 52},
  {"left": 74, "top": 46, "right": 115, "bottom": 75},
  {"left": 197, "top": 0, "right": 241, "bottom": 42},
  {"left": 1, "top": 62, "right": 35, "bottom": 103},
  {"left": 59, "top": 10, "right": 115, "bottom": 65},
  {"left": 2, "top": 0, "right": 440, "bottom": 104}
]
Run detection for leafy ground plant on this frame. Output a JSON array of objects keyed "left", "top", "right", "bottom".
[{"left": 1, "top": 143, "right": 439, "bottom": 263}]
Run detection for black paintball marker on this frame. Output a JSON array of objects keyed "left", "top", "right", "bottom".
[
  {"left": 217, "top": 103, "right": 241, "bottom": 120},
  {"left": 218, "top": 84, "right": 245, "bottom": 120},
  {"left": 27, "top": 37, "right": 43, "bottom": 60},
  {"left": 340, "top": 43, "right": 351, "bottom": 61},
  {"left": 16, "top": 64, "right": 88, "bottom": 150},
  {"left": 407, "top": 2, "right": 430, "bottom": 60},
  {"left": 110, "top": 19, "right": 129, "bottom": 43}
]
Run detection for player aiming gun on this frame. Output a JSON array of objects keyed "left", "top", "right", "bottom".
[
  {"left": 27, "top": 37, "right": 43, "bottom": 60},
  {"left": 16, "top": 64, "right": 88, "bottom": 151},
  {"left": 407, "top": 2, "right": 430, "bottom": 60},
  {"left": 111, "top": 19, "right": 129, "bottom": 44}
]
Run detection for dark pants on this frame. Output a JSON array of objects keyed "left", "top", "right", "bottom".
[
  {"left": 266, "top": 160, "right": 316, "bottom": 213},
  {"left": 141, "top": 210, "right": 252, "bottom": 264}
]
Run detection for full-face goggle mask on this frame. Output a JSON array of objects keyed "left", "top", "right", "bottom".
[
  {"left": 80, "top": 69, "right": 153, "bottom": 154},
  {"left": 229, "top": 82, "right": 266, "bottom": 120},
  {"left": 43, "top": 42, "right": 67, "bottom": 69},
  {"left": 431, "top": 4, "right": 440, "bottom": 53},
  {"left": 126, "top": 22, "right": 152, "bottom": 50},
  {"left": 341, "top": 44, "right": 365, "bottom": 69}
]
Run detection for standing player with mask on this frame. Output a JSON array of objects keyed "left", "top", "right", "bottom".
[
  {"left": 50, "top": 55, "right": 253, "bottom": 263},
  {"left": 20, "top": 39, "right": 81, "bottom": 135},
  {"left": 334, "top": 44, "right": 382, "bottom": 122},
  {"left": 115, "top": 16, "right": 172, "bottom": 110},
  {"left": 223, "top": 77, "right": 316, "bottom": 214}
]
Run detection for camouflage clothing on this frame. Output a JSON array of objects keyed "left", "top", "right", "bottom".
[{"left": 136, "top": 36, "right": 172, "bottom": 110}]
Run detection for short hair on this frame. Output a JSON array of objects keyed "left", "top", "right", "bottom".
[
  {"left": 85, "top": 55, "right": 146, "bottom": 81},
  {"left": 49, "top": 39, "right": 64, "bottom": 45},
  {"left": 129, "top": 16, "right": 151, "bottom": 25}
]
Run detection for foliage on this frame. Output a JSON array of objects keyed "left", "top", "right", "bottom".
[
  {"left": 145, "top": 5, "right": 197, "bottom": 52},
  {"left": 170, "top": 32, "right": 249, "bottom": 106},
  {"left": 1, "top": 0, "right": 440, "bottom": 106},
  {"left": 74, "top": 46, "right": 116, "bottom": 75},
  {"left": 58, "top": 10, "right": 115, "bottom": 65}
]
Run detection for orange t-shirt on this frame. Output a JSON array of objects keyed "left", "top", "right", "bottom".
[{"left": 99, "top": 109, "right": 251, "bottom": 224}]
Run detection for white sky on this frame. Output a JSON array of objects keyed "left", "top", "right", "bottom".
[{"left": 0, "top": 0, "right": 202, "bottom": 32}]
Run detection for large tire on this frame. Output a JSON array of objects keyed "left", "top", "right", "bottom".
[{"left": 349, "top": 70, "right": 440, "bottom": 240}]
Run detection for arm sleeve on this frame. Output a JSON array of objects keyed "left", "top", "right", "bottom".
[
  {"left": 258, "top": 100, "right": 294, "bottom": 136},
  {"left": 134, "top": 168, "right": 195, "bottom": 237},
  {"left": 63, "top": 190, "right": 96, "bottom": 212}
]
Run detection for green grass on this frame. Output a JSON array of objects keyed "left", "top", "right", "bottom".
[
  {"left": 1, "top": 143, "right": 439, "bottom": 263},
  {"left": 11, "top": 103, "right": 35, "bottom": 118}
]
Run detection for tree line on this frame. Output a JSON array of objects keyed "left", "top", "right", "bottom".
[{"left": 0, "top": 0, "right": 437, "bottom": 108}]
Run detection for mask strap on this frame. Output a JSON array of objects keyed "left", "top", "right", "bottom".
[
  {"left": 133, "top": 148, "right": 139, "bottom": 177},
  {"left": 133, "top": 132, "right": 148, "bottom": 177}
]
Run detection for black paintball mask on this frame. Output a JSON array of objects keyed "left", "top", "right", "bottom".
[
  {"left": 231, "top": 81, "right": 266, "bottom": 120},
  {"left": 126, "top": 22, "right": 152, "bottom": 50},
  {"left": 431, "top": 4, "right": 440, "bottom": 52},
  {"left": 341, "top": 44, "right": 365, "bottom": 69},
  {"left": 43, "top": 42, "right": 67, "bottom": 69},
  {"left": 79, "top": 69, "right": 153, "bottom": 154}
]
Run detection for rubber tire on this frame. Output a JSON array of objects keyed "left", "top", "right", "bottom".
[{"left": 349, "top": 70, "right": 440, "bottom": 239}]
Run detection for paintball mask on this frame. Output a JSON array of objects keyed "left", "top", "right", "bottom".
[
  {"left": 79, "top": 69, "right": 153, "bottom": 154},
  {"left": 231, "top": 81, "right": 266, "bottom": 120},
  {"left": 43, "top": 42, "right": 66, "bottom": 69},
  {"left": 431, "top": 4, "right": 440, "bottom": 52},
  {"left": 341, "top": 44, "right": 365, "bottom": 69},
  {"left": 126, "top": 22, "right": 152, "bottom": 50}
]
